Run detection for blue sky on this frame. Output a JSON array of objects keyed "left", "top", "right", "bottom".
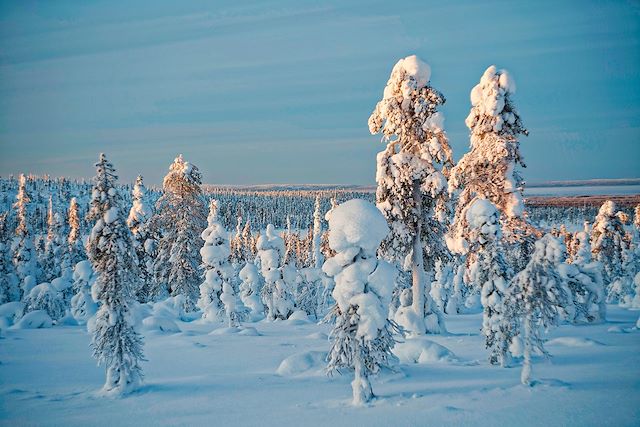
[{"left": 1, "top": 0, "right": 639, "bottom": 185}]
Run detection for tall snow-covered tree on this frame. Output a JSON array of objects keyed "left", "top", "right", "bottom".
[
  {"left": 256, "top": 224, "right": 295, "bottom": 320},
  {"left": 368, "top": 54, "right": 452, "bottom": 335},
  {"left": 465, "top": 199, "right": 514, "bottom": 366},
  {"left": 127, "top": 175, "right": 156, "bottom": 302},
  {"left": 323, "top": 199, "right": 398, "bottom": 405},
  {"left": 448, "top": 65, "right": 535, "bottom": 276},
  {"left": 12, "top": 174, "right": 38, "bottom": 297},
  {"left": 507, "top": 234, "right": 571, "bottom": 386},
  {"left": 239, "top": 261, "right": 263, "bottom": 319},
  {"left": 86, "top": 153, "right": 145, "bottom": 395},
  {"left": 152, "top": 155, "right": 207, "bottom": 311}
]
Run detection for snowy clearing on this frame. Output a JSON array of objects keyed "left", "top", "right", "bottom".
[{"left": 1, "top": 306, "right": 638, "bottom": 426}]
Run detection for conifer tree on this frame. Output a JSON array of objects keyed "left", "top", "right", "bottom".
[
  {"left": 368, "top": 55, "right": 452, "bottom": 335},
  {"left": 323, "top": 199, "right": 398, "bottom": 405},
  {"left": 127, "top": 175, "right": 156, "bottom": 302},
  {"left": 448, "top": 65, "right": 535, "bottom": 278},
  {"left": 256, "top": 224, "right": 295, "bottom": 320},
  {"left": 12, "top": 174, "right": 38, "bottom": 297},
  {"left": 43, "top": 196, "right": 65, "bottom": 282},
  {"left": 86, "top": 153, "right": 145, "bottom": 395},
  {"left": 152, "top": 155, "right": 207, "bottom": 310},
  {"left": 312, "top": 195, "right": 324, "bottom": 269},
  {"left": 507, "top": 234, "right": 571, "bottom": 386},
  {"left": 65, "top": 197, "right": 85, "bottom": 270}
]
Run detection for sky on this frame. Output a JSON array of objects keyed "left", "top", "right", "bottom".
[{"left": 0, "top": 0, "right": 639, "bottom": 186}]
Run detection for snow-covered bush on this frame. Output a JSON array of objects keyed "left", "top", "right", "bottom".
[
  {"left": 256, "top": 224, "right": 295, "bottom": 320},
  {"left": 86, "top": 153, "right": 145, "bottom": 395},
  {"left": 0, "top": 213, "right": 19, "bottom": 304},
  {"left": 368, "top": 54, "right": 452, "bottom": 335},
  {"left": 323, "top": 199, "right": 398, "bottom": 405},
  {"left": 239, "top": 261, "right": 263, "bottom": 319},
  {"left": 507, "top": 234, "right": 571, "bottom": 386},
  {"left": 23, "top": 282, "right": 66, "bottom": 321},
  {"left": 70, "top": 260, "right": 97, "bottom": 324}
]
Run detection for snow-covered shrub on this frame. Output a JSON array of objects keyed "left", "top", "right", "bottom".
[
  {"left": 0, "top": 213, "right": 20, "bottom": 304},
  {"left": 323, "top": 199, "right": 398, "bottom": 405},
  {"left": 239, "top": 261, "right": 263, "bottom": 319},
  {"left": 257, "top": 224, "right": 295, "bottom": 320},
  {"left": 23, "top": 282, "right": 66, "bottom": 321},
  {"left": 86, "top": 153, "right": 145, "bottom": 395},
  {"left": 368, "top": 54, "right": 452, "bottom": 335},
  {"left": 70, "top": 260, "right": 97, "bottom": 324},
  {"left": 13, "top": 310, "right": 53, "bottom": 329},
  {"left": 507, "top": 234, "right": 571, "bottom": 386}
]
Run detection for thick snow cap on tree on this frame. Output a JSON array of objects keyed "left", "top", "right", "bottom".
[
  {"left": 382, "top": 55, "right": 431, "bottom": 99},
  {"left": 466, "top": 65, "right": 519, "bottom": 134},
  {"left": 466, "top": 199, "right": 501, "bottom": 241},
  {"left": 326, "top": 199, "right": 389, "bottom": 255}
]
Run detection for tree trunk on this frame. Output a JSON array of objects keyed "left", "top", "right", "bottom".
[
  {"left": 521, "top": 314, "right": 532, "bottom": 386},
  {"left": 411, "top": 181, "right": 425, "bottom": 334},
  {"left": 352, "top": 354, "right": 373, "bottom": 405}
]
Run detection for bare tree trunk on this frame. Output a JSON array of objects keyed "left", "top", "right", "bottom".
[{"left": 411, "top": 181, "right": 425, "bottom": 334}]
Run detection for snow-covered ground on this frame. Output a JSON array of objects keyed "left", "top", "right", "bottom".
[{"left": 1, "top": 306, "right": 638, "bottom": 426}]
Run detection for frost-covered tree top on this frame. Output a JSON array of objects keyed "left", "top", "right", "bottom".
[
  {"left": 368, "top": 54, "right": 453, "bottom": 265},
  {"left": 67, "top": 197, "right": 81, "bottom": 245},
  {"left": 162, "top": 154, "right": 203, "bottom": 194},
  {"left": 465, "top": 198, "right": 501, "bottom": 249},
  {"left": 449, "top": 66, "right": 530, "bottom": 251},
  {"left": 127, "top": 175, "right": 152, "bottom": 232},
  {"left": 87, "top": 153, "right": 119, "bottom": 223}
]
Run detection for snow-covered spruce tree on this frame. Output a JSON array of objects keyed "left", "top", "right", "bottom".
[
  {"left": 198, "top": 200, "right": 245, "bottom": 326},
  {"left": 0, "top": 212, "right": 20, "bottom": 304},
  {"left": 429, "top": 260, "right": 454, "bottom": 313},
  {"left": 323, "top": 199, "right": 398, "bottom": 406},
  {"left": 86, "top": 153, "right": 145, "bottom": 395},
  {"left": 560, "top": 229, "right": 606, "bottom": 323},
  {"left": 507, "top": 234, "right": 571, "bottom": 386},
  {"left": 448, "top": 65, "right": 535, "bottom": 284},
  {"left": 152, "top": 155, "right": 207, "bottom": 311},
  {"left": 368, "top": 55, "right": 452, "bottom": 335},
  {"left": 70, "top": 260, "right": 97, "bottom": 324},
  {"left": 256, "top": 224, "right": 295, "bottom": 320},
  {"left": 42, "top": 196, "right": 65, "bottom": 282},
  {"left": 465, "top": 199, "right": 514, "bottom": 366},
  {"left": 65, "top": 197, "right": 85, "bottom": 270},
  {"left": 12, "top": 174, "right": 38, "bottom": 297},
  {"left": 240, "top": 218, "right": 254, "bottom": 261},
  {"left": 127, "top": 175, "right": 155, "bottom": 302},
  {"left": 591, "top": 201, "right": 631, "bottom": 302}
]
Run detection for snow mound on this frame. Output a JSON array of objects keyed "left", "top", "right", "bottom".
[
  {"left": 238, "top": 327, "right": 260, "bottom": 336},
  {"left": 392, "top": 55, "right": 431, "bottom": 88},
  {"left": 326, "top": 199, "right": 389, "bottom": 254},
  {"left": 209, "top": 326, "right": 242, "bottom": 335},
  {"left": 306, "top": 332, "right": 328, "bottom": 340},
  {"left": 0, "top": 302, "right": 25, "bottom": 325},
  {"left": 546, "top": 337, "right": 605, "bottom": 347},
  {"left": 393, "top": 338, "right": 458, "bottom": 364},
  {"left": 12, "top": 310, "right": 53, "bottom": 329},
  {"left": 142, "top": 316, "right": 180, "bottom": 333},
  {"left": 276, "top": 351, "right": 327, "bottom": 377}
]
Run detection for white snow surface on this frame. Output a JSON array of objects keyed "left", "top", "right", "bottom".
[{"left": 0, "top": 307, "right": 638, "bottom": 426}]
